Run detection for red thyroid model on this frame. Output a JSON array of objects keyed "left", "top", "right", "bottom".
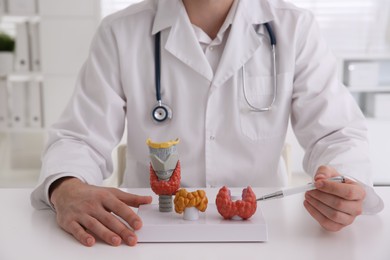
[
  {"left": 215, "top": 186, "right": 257, "bottom": 220},
  {"left": 150, "top": 161, "right": 181, "bottom": 195}
]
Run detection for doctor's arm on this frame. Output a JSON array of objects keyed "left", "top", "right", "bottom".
[
  {"left": 290, "top": 12, "right": 383, "bottom": 230},
  {"left": 30, "top": 19, "right": 151, "bottom": 246}
]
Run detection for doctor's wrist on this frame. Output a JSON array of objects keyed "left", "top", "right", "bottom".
[{"left": 49, "top": 177, "right": 80, "bottom": 207}]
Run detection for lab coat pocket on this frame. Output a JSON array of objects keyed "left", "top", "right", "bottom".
[{"left": 238, "top": 74, "right": 292, "bottom": 141}]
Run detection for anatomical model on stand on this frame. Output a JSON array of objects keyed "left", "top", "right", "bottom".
[
  {"left": 146, "top": 138, "right": 257, "bottom": 221},
  {"left": 147, "top": 138, "right": 181, "bottom": 212}
]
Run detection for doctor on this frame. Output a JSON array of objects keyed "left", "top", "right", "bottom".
[{"left": 31, "top": 0, "right": 383, "bottom": 247}]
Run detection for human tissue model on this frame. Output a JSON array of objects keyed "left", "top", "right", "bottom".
[
  {"left": 215, "top": 186, "right": 257, "bottom": 220},
  {"left": 147, "top": 138, "right": 181, "bottom": 212},
  {"left": 174, "top": 189, "right": 208, "bottom": 221}
]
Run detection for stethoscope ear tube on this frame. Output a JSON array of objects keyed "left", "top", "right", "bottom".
[{"left": 264, "top": 23, "right": 276, "bottom": 46}]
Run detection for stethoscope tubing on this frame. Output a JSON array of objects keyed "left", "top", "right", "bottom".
[
  {"left": 152, "top": 31, "right": 173, "bottom": 122},
  {"left": 152, "top": 22, "right": 277, "bottom": 122},
  {"left": 154, "top": 31, "right": 162, "bottom": 102}
]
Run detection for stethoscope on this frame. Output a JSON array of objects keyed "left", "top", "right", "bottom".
[
  {"left": 152, "top": 22, "right": 277, "bottom": 123},
  {"left": 243, "top": 23, "right": 277, "bottom": 112},
  {"left": 152, "top": 31, "right": 173, "bottom": 122}
]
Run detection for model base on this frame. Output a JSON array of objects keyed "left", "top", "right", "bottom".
[{"left": 136, "top": 204, "right": 268, "bottom": 242}]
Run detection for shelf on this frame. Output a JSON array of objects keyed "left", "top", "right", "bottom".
[
  {"left": 364, "top": 116, "right": 390, "bottom": 121},
  {"left": 335, "top": 52, "right": 390, "bottom": 61},
  {"left": 0, "top": 169, "right": 40, "bottom": 188},
  {"left": 347, "top": 86, "right": 390, "bottom": 93},
  {"left": 0, "top": 15, "right": 40, "bottom": 23},
  {"left": 0, "top": 73, "right": 43, "bottom": 82},
  {"left": 0, "top": 128, "right": 45, "bottom": 134}
]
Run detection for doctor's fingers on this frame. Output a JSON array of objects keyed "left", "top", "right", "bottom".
[
  {"left": 304, "top": 193, "right": 357, "bottom": 230},
  {"left": 314, "top": 178, "right": 366, "bottom": 201},
  {"left": 92, "top": 210, "right": 139, "bottom": 246},
  {"left": 314, "top": 165, "right": 340, "bottom": 180},
  {"left": 102, "top": 196, "right": 144, "bottom": 231},
  {"left": 109, "top": 188, "right": 153, "bottom": 207},
  {"left": 303, "top": 199, "right": 345, "bottom": 232},
  {"left": 74, "top": 214, "right": 125, "bottom": 246},
  {"left": 305, "top": 191, "right": 363, "bottom": 217},
  {"left": 61, "top": 220, "right": 95, "bottom": 247},
  {"left": 58, "top": 205, "right": 138, "bottom": 246}
]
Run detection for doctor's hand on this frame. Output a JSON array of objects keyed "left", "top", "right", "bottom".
[
  {"left": 49, "top": 177, "right": 152, "bottom": 247},
  {"left": 303, "top": 165, "right": 366, "bottom": 232}
]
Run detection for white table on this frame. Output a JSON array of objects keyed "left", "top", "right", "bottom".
[{"left": 1, "top": 187, "right": 389, "bottom": 260}]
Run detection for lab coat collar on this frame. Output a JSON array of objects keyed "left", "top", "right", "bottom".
[
  {"left": 151, "top": 0, "right": 276, "bottom": 84},
  {"left": 153, "top": 0, "right": 214, "bottom": 81},
  {"left": 152, "top": 0, "right": 276, "bottom": 34},
  {"left": 212, "top": 0, "right": 276, "bottom": 88},
  {"left": 151, "top": 0, "right": 181, "bottom": 35},
  {"left": 241, "top": 0, "right": 275, "bottom": 24}
]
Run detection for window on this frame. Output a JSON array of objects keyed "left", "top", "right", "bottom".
[
  {"left": 290, "top": 0, "right": 390, "bottom": 52},
  {"left": 101, "top": 0, "right": 143, "bottom": 18}
]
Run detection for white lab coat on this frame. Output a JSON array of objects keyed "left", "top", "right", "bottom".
[{"left": 31, "top": 0, "right": 383, "bottom": 213}]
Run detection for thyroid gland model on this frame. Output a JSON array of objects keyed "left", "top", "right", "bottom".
[
  {"left": 215, "top": 186, "right": 257, "bottom": 220},
  {"left": 147, "top": 138, "right": 181, "bottom": 212},
  {"left": 174, "top": 189, "right": 208, "bottom": 221}
]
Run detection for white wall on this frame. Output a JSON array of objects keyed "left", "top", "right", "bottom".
[
  {"left": 39, "top": 0, "right": 101, "bottom": 128},
  {"left": 286, "top": 119, "right": 390, "bottom": 185},
  {"left": 366, "top": 119, "right": 390, "bottom": 184}
]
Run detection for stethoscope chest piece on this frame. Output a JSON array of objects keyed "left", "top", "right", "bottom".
[{"left": 152, "top": 102, "right": 172, "bottom": 122}]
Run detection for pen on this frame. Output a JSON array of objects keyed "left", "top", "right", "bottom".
[{"left": 257, "top": 176, "right": 346, "bottom": 201}]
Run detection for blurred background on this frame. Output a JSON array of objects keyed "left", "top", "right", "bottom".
[{"left": 0, "top": 0, "right": 389, "bottom": 188}]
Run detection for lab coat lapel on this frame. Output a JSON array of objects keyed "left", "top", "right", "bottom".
[
  {"left": 212, "top": 0, "right": 274, "bottom": 88},
  {"left": 152, "top": 0, "right": 213, "bottom": 82},
  {"left": 165, "top": 9, "right": 214, "bottom": 82}
]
